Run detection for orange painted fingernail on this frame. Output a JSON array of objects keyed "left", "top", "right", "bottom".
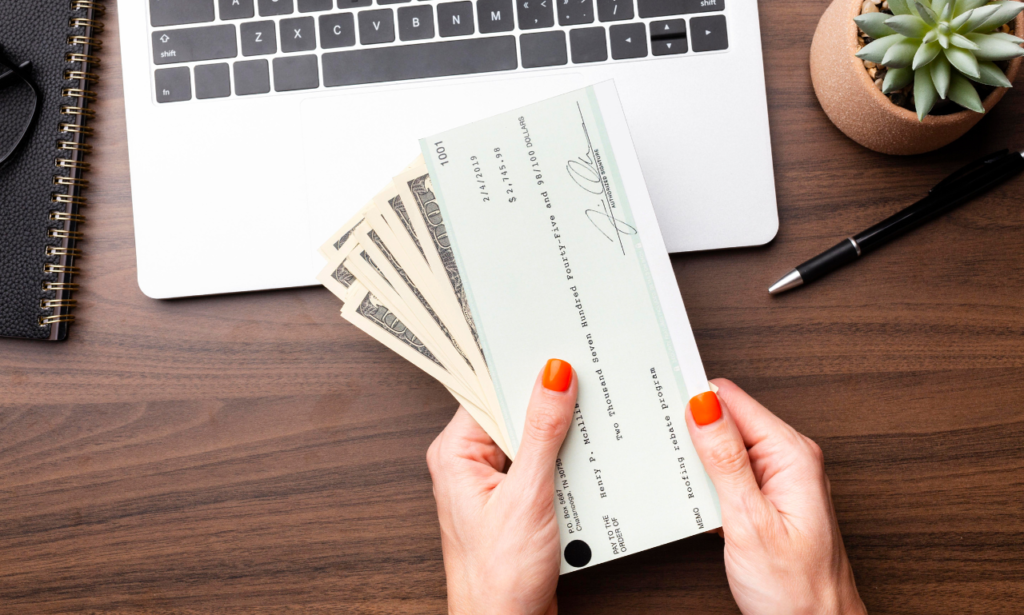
[
  {"left": 689, "top": 391, "right": 722, "bottom": 426},
  {"left": 542, "top": 359, "right": 573, "bottom": 392}
]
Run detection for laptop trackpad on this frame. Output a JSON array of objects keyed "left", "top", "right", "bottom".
[{"left": 300, "top": 72, "right": 585, "bottom": 274}]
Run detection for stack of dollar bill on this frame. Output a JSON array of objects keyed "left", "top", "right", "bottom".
[{"left": 317, "top": 156, "right": 515, "bottom": 455}]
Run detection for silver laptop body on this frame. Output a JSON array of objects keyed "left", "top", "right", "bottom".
[{"left": 118, "top": 0, "right": 777, "bottom": 298}]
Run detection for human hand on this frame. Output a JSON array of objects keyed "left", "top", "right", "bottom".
[
  {"left": 427, "top": 359, "right": 577, "bottom": 615},
  {"left": 686, "top": 379, "right": 867, "bottom": 615}
]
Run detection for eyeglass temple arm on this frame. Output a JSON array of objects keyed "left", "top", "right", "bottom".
[{"left": 0, "top": 61, "right": 32, "bottom": 88}]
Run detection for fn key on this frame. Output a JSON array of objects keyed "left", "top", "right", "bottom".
[{"left": 155, "top": 67, "right": 192, "bottom": 102}]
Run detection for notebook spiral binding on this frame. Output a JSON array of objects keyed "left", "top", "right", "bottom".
[{"left": 40, "top": 0, "right": 105, "bottom": 330}]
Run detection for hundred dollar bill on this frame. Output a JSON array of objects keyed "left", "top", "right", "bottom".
[
  {"left": 320, "top": 201, "right": 371, "bottom": 260},
  {"left": 343, "top": 232, "right": 483, "bottom": 403},
  {"left": 361, "top": 221, "right": 470, "bottom": 362},
  {"left": 322, "top": 219, "right": 484, "bottom": 404},
  {"left": 392, "top": 163, "right": 515, "bottom": 448},
  {"left": 394, "top": 164, "right": 483, "bottom": 357},
  {"left": 341, "top": 280, "right": 508, "bottom": 454}
]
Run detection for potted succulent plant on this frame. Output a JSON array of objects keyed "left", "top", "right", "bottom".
[{"left": 811, "top": 0, "right": 1024, "bottom": 155}]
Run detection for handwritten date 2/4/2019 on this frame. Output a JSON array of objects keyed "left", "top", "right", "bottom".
[
  {"left": 470, "top": 155, "right": 489, "bottom": 203},
  {"left": 494, "top": 147, "right": 516, "bottom": 204},
  {"left": 566, "top": 103, "right": 636, "bottom": 255}
]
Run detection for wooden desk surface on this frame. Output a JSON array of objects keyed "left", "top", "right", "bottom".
[{"left": 3, "top": 2, "right": 1023, "bottom": 613}]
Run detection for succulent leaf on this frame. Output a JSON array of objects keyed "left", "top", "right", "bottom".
[
  {"left": 887, "top": 14, "right": 932, "bottom": 37},
  {"left": 857, "top": 34, "right": 908, "bottom": 62},
  {"left": 938, "top": 30, "right": 952, "bottom": 46},
  {"left": 917, "top": 1, "right": 940, "bottom": 23},
  {"left": 948, "top": 71, "right": 986, "bottom": 111},
  {"left": 856, "top": 12, "right": 898, "bottom": 37},
  {"left": 951, "top": 32, "right": 982, "bottom": 48},
  {"left": 913, "top": 39, "right": 945, "bottom": 66},
  {"left": 958, "top": 4, "right": 1001, "bottom": 30},
  {"left": 944, "top": 44, "right": 981, "bottom": 76},
  {"left": 933, "top": 0, "right": 954, "bottom": 13},
  {"left": 954, "top": 0, "right": 991, "bottom": 17},
  {"left": 966, "top": 32, "right": 1024, "bottom": 59},
  {"left": 988, "top": 31, "right": 1024, "bottom": 43},
  {"left": 883, "top": 66, "right": 916, "bottom": 92},
  {"left": 884, "top": 38, "right": 926, "bottom": 66},
  {"left": 914, "top": 66, "right": 939, "bottom": 120},
  {"left": 972, "top": 1, "right": 1024, "bottom": 32},
  {"left": 889, "top": 0, "right": 914, "bottom": 15},
  {"left": 930, "top": 54, "right": 953, "bottom": 96},
  {"left": 972, "top": 59, "right": 1015, "bottom": 86}
]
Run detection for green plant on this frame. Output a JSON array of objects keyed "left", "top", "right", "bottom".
[{"left": 855, "top": 0, "right": 1024, "bottom": 120}]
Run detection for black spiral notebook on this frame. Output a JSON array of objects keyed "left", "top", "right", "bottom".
[{"left": 0, "top": 0, "right": 104, "bottom": 341}]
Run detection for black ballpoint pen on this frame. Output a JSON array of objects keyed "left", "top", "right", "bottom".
[{"left": 769, "top": 149, "right": 1024, "bottom": 295}]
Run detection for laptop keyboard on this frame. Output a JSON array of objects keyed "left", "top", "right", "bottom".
[{"left": 149, "top": 0, "right": 728, "bottom": 103}]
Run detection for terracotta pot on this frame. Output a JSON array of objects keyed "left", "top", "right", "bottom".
[{"left": 810, "top": 0, "right": 1024, "bottom": 155}]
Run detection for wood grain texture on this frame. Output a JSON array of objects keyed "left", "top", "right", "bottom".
[{"left": 2, "top": 1, "right": 1023, "bottom": 612}]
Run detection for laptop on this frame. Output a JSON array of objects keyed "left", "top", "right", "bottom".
[{"left": 118, "top": 0, "right": 777, "bottom": 298}]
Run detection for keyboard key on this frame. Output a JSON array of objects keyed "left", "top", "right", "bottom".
[
  {"left": 569, "top": 26, "right": 606, "bottom": 63},
  {"left": 241, "top": 21, "right": 278, "bottom": 55},
  {"left": 323, "top": 36, "right": 517, "bottom": 86},
  {"left": 153, "top": 25, "right": 237, "bottom": 65},
  {"left": 520, "top": 30, "right": 566, "bottom": 67},
  {"left": 637, "top": 0, "right": 722, "bottom": 19},
  {"left": 650, "top": 18, "right": 686, "bottom": 55},
  {"left": 155, "top": 67, "right": 192, "bottom": 102},
  {"left": 281, "top": 16, "right": 317, "bottom": 51},
  {"left": 690, "top": 15, "right": 727, "bottom": 52},
  {"left": 195, "top": 62, "right": 231, "bottom": 98},
  {"left": 150, "top": 0, "right": 215, "bottom": 27},
  {"left": 516, "top": 0, "right": 554, "bottom": 30},
  {"left": 320, "top": 13, "right": 357, "bottom": 48},
  {"left": 399, "top": 5, "right": 435, "bottom": 40},
  {"left": 558, "top": 0, "right": 594, "bottom": 25},
  {"left": 258, "top": 0, "right": 294, "bottom": 15},
  {"left": 438, "top": 2, "right": 474, "bottom": 36},
  {"left": 609, "top": 22, "right": 645, "bottom": 58},
  {"left": 378, "top": 0, "right": 411, "bottom": 4},
  {"left": 359, "top": 9, "right": 396, "bottom": 44},
  {"left": 234, "top": 59, "right": 271, "bottom": 94},
  {"left": 477, "top": 0, "right": 514, "bottom": 33},
  {"left": 597, "top": 0, "right": 632, "bottom": 21},
  {"left": 219, "top": 0, "right": 255, "bottom": 19},
  {"left": 274, "top": 55, "right": 320, "bottom": 90},
  {"left": 298, "top": 0, "right": 333, "bottom": 10},
  {"left": 338, "top": 0, "right": 372, "bottom": 7}
]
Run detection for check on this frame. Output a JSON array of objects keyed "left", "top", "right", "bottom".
[{"left": 421, "top": 82, "right": 722, "bottom": 573}]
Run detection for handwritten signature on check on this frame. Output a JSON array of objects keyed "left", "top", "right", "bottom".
[{"left": 566, "top": 103, "right": 637, "bottom": 255}]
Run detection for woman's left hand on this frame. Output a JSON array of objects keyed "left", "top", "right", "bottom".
[{"left": 427, "top": 359, "right": 578, "bottom": 615}]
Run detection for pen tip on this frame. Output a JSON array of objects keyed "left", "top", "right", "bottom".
[{"left": 768, "top": 270, "right": 804, "bottom": 295}]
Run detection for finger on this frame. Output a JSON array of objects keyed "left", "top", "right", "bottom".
[
  {"left": 427, "top": 407, "right": 507, "bottom": 479},
  {"left": 685, "top": 391, "right": 772, "bottom": 526},
  {"left": 713, "top": 379, "right": 823, "bottom": 488},
  {"left": 711, "top": 379, "right": 800, "bottom": 450},
  {"left": 506, "top": 359, "right": 578, "bottom": 497}
]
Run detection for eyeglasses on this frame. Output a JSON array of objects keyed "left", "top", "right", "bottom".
[{"left": 0, "top": 51, "right": 42, "bottom": 167}]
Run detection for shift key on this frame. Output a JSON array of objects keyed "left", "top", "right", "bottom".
[{"left": 153, "top": 25, "right": 238, "bottom": 65}]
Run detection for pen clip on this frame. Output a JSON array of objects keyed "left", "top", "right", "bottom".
[{"left": 930, "top": 149, "right": 1010, "bottom": 194}]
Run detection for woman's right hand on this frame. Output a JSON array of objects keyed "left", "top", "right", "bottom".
[{"left": 686, "top": 379, "right": 867, "bottom": 615}]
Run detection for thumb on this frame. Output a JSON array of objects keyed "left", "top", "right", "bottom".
[
  {"left": 685, "top": 391, "right": 770, "bottom": 528},
  {"left": 506, "top": 359, "right": 578, "bottom": 498}
]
